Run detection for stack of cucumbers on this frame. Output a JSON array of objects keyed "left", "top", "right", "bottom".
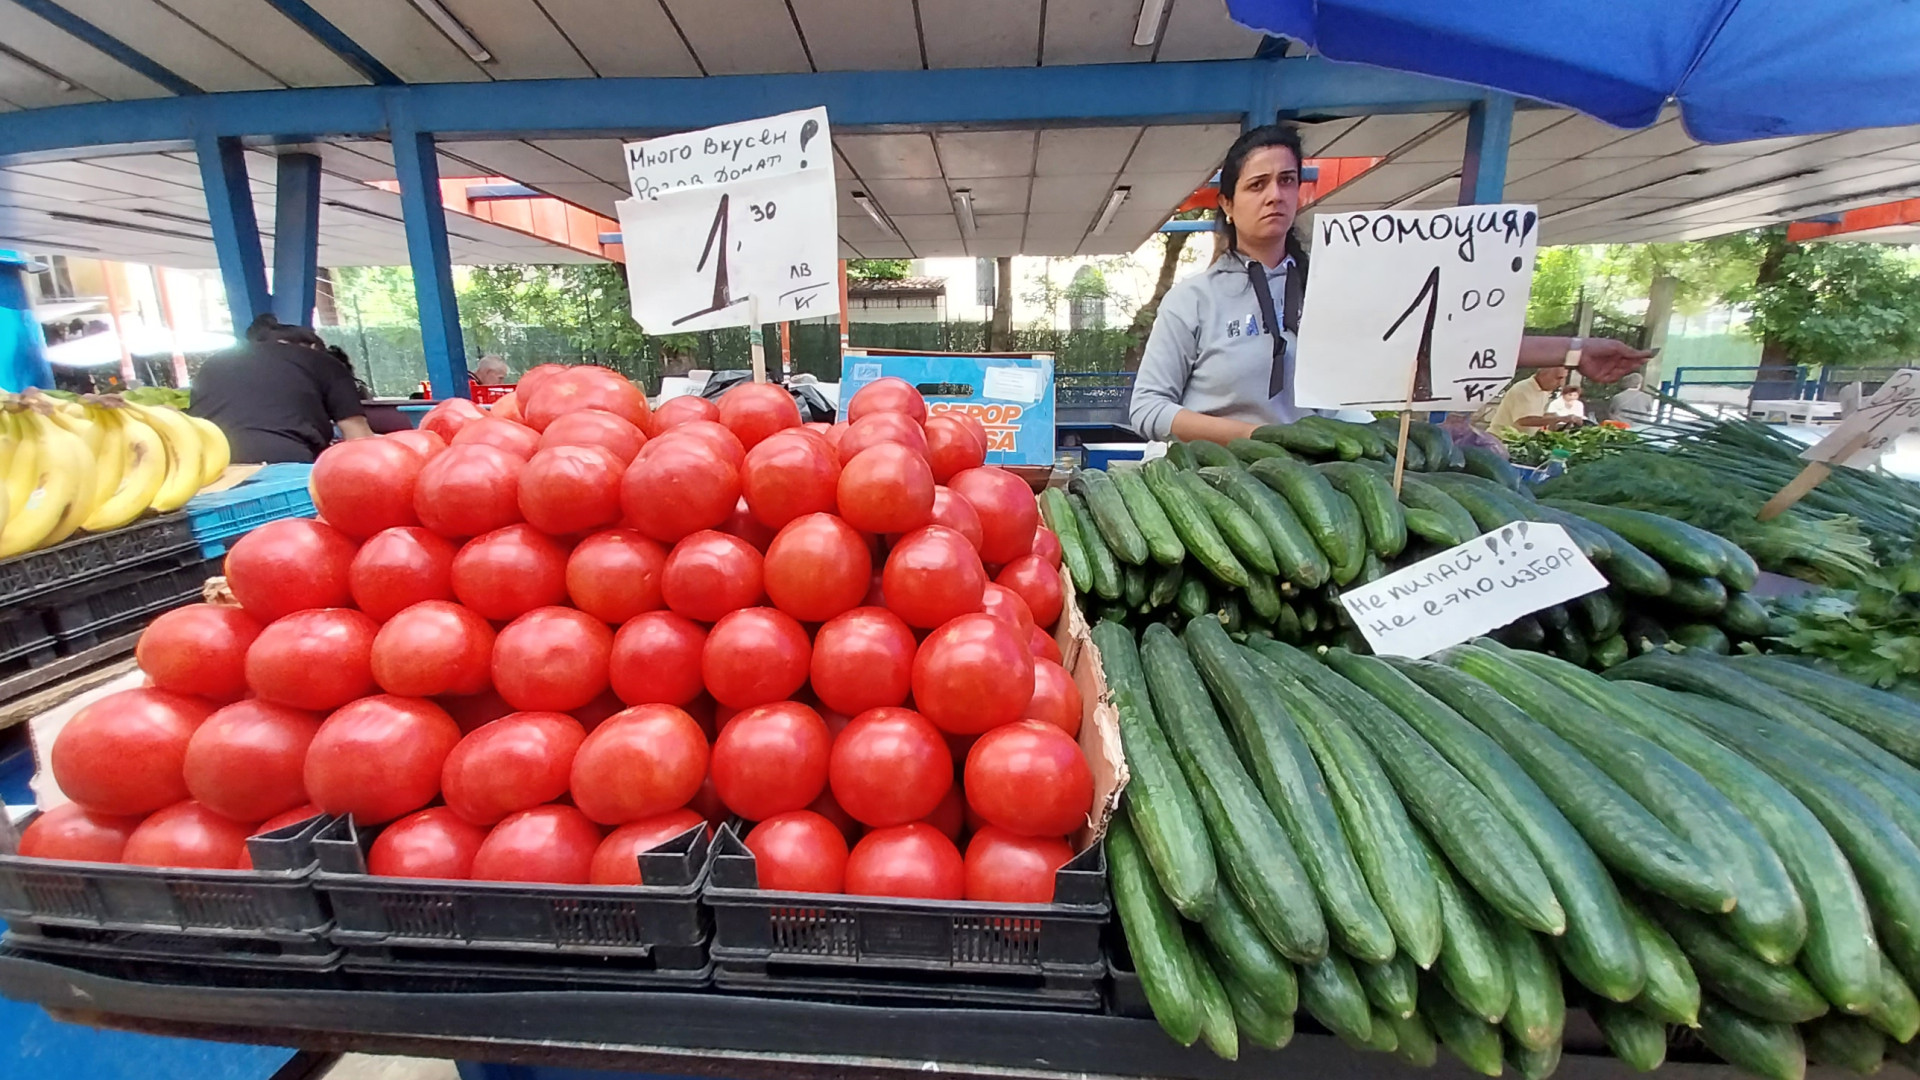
[
  {"left": 1104, "top": 614, "right": 1920, "bottom": 1080},
  {"left": 1048, "top": 417, "right": 1773, "bottom": 668}
]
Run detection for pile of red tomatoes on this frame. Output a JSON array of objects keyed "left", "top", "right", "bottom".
[{"left": 28, "top": 365, "right": 1093, "bottom": 904}]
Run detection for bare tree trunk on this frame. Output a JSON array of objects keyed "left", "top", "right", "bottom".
[
  {"left": 1751, "top": 233, "right": 1795, "bottom": 401},
  {"left": 988, "top": 257, "right": 1013, "bottom": 352},
  {"left": 1121, "top": 232, "right": 1191, "bottom": 370}
]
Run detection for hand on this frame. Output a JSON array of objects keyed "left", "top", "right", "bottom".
[{"left": 1578, "top": 339, "right": 1656, "bottom": 383}]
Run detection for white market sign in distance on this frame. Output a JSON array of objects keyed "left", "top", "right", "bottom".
[
  {"left": 1801, "top": 367, "right": 1920, "bottom": 468},
  {"left": 616, "top": 107, "right": 840, "bottom": 334},
  {"left": 1340, "top": 522, "right": 1607, "bottom": 659},
  {"left": 1294, "top": 205, "right": 1540, "bottom": 413}
]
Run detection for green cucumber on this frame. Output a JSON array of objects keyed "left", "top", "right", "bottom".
[
  {"left": 1574, "top": 518, "right": 1674, "bottom": 598},
  {"left": 1421, "top": 829, "right": 1515, "bottom": 1023},
  {"left": 1251, "top": 641, "right": 1565, "bottom": 937},
  {"left": 1462, "top": 443, "right": 1524, "bottom": 491},
  {"left": 1803, "top": 1014, "right": 1885, "bottom": 1075},
  {"left": 1618, "top": 895, "right": 1702, "bottom": 1026},
  {"left": 1424, "top": 471, "right": 1531, "bottom": 530},
  {"left": 1394, "top": 473, "right": 1481, "bottom": 543},
  {"left": 1591, "top": 1000, "right": 1668, "bottom": 1071},
  {"left": 1523, "top": 501, "right": 1618, "bottom": 564},
  {"left": 1139, "top": 625, "right": 1327, "bottom": 961},
  {"left": 1540, "top": 499, "right": 1729, "bottom": 579},
  {"left": 1507, "top": 1038, "right": 1563, "bottom": 1080},
  {"left": 1717, "top": 539, "right": 1761, "bottom": 593},
  {"left": 1358, "top": 952, "right": 1419, "bottom": 1019},
  {"left": 1197, "top": 881, "right": 1297, "bottom": 1017},
  {"left": 1324, "top": 490, "right": 1367, "bottom": 585},
  {"left": 1644, "top": 897, "right": 1828, "bottom": 1023},
  {"left": 1729, "top": 656, "right": 1920, "bottom": 769},
  {"left": 1577, "top": 590, "right": 1624, "bottom": 640},
  {"left": 1247, "top": 648, "right": 1444, "bottom": 967},
  {"left": 1348, "top": 654, "right": 1645, "bottom": 1004},
  {"left": 1220, "top": 969, "right": 1295, "bottom": 1050},
  {"left": 1719, "top": 592, "right": 1771, "bottom": 638},
  {"left": 1348, "top": 1011, "right": 1403, "bottom": 1054},
  {"left": 1164, "top": 439, "right": 1197, "bottom": 470},
  {"left": 1273, "top": 600, "right": 1302, "bottom": 644},
  {"left": 1868, "top": 949, "right": 1920, "bottom": 1040},
  {"left": 1247, "top": 457, "right": 1360, "bottom": 571},
  {"left": 1178, "top": 469, "right": 1278, "bottom": 576},
  {"left": 1201, "top": 467, "right": 1330, "bottom": 588},
  {"left": 1184, "top": 438, "right": 1240, "bottom": 471},
  {"left": 1108, "top": 814, "right": 1203, "bottom": 1046},
  {"left": 1147, "top": 561, "right": 1184, "bottom": 610},
  {"left": 1696, "top": 996, "right": 1806, "bottom": 1080},
  {"left": 1341, "top": 419, "right": 1392, "bottom": 460},
  {"left": 1227, "top": 437, "right": 1292, "bottom": 465},
  {"left": 1387, "top": 1012, "right": 1440, "bottom": 1067},
  {"left": 1070, "top": 468, "right": 1150, "bottom": 566},
  {"left": 1175, "top": 574, "right": 1209, "bottom": 619},
  {"left": 1038, "top": 488, "right": 1094, "bottom": 595},
  {"left": 1592, "top": 634, "right": 1630, "bottom": 669},
  {"left": 1299, "top": 415, "right": 1368, "bottom": 461},
  {"left": 1317, "top": 460, "right": 1408, "bottom": 557},
  {"left": 1495, "top": 614, "right": 1548, "bottom": 650},
  {"left": 1109, "top": 465, "right": 1186, "bottom": 567},
  {"left": 1496, "top": 919, "right": 1565, "bottom": 1052},
  {"left": 1094, "top": 621, "right": 1216, "bottom": 919},
  {"left": 1066, "top": 492, "right": 1123, "bottom": 600},
  {"left": 1423, "top": 976, "right": 1506, "bottom": 1076},
  {"left": 1404, "top": 506, "right": 1464, "bottom": 546},
  {"left": 1215, "top": 594, "right": 1243, "bottom": 633},
  {"left": 1671, "top": 623, "right": 1732, "bottom": 654},
  {"left": 1665, "top": 574, "right": 1729, "bottom": 616},
  {"left": 1241, "top": 569, "right": 1282, "bottom": 622},
  {"left": 1143, "top": 458, "right": 1248, "bottom": 588},
  {"left": 1298, "top": 950, "right": 1375, "bottom": 1044},
  {"left": 1406, "top": 421, "right": 1458, "bottom": 473},
  {"left": 1252, "top": 421, "right": 1338, "bottom": 457},
  {"left": 1123, "top": 563, "right": 1148, "bottom": 609},
  {"left": 1187, "top": 930, "right": 1240, "bottom": 1061}
]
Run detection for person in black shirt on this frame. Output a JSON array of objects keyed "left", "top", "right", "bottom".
[{"left": 189, "top": 316, "right": 374, "bottom": 463}]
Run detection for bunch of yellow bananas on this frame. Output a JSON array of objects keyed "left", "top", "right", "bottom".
[{"left": 0, "top": 392, "right": 230, "bottom": 559}]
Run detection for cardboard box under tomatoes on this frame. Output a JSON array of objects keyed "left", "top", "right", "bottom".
[
  {"left": 1055, "top": 564, "right": 1127, "bottom": 851},
  {"left": 840, "top": 350, "right": 1056, "bottom": 468}
]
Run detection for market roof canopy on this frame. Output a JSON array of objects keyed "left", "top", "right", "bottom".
[{"left": 1225, "top": 0, "right": 1920, "bottom": 143}]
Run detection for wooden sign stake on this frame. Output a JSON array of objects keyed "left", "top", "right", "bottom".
[
  {"left": 1758, "top": 429, "right": 1873, "bottom": 521},
  {"left": 1390, "top": 335, "right": 1427, "bottom": 496},
  {"left": 747, "top": 294, "right": 767, "bottom": 384}
]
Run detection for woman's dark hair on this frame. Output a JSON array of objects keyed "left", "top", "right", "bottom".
[{"left": 1218, "top": 123, "right": 1309, "bottom": 272}]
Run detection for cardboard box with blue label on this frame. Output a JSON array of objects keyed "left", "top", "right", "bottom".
[{"left": 840, "top": 351, "right": 1056, "bottom": 467}]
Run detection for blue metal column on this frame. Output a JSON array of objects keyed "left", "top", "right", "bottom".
[
  {"left": 195, "top": 134, "right": 270, "bottom": 331},
  {"left": 1458, "top": 93, "right": 1515, "bottom": 204},
  {"left": 388, "top": 111, "right": 467, "bottom": 399},
  {"left": 269, "top": 152, "right": 322, "bottom": 326}
]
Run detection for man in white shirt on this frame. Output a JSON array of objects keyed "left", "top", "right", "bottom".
[{"left": 1547, "top": 385, "right": 1587, "bottom": 422}]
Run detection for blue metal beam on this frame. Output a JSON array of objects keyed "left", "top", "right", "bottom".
[
  {"left": 270, "top": 151, "right": 321, "bottom": 326},
  {"left": 194, "top": 133, "right": 269, "bottom": 330},
  {"left": 389, "top": 117, "right": 466, "bottom": 400},
  {"left": 1459, "top": 92, "right": 1515, "bottom": 205},
  {"left": 257, "top": 0, "right": 402, "bottom": 86},
  {"left": 9, "top": 0, "right": 201, "bottom": 97},
  {"left": 0, "top": 58, "right": 1496, "bottom": 159}
]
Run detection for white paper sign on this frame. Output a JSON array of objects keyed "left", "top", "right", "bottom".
[
  {"left": 1802, "top": 368, "right": 1920, "bottom": 468},
  {"left": 1340, "top": 522, "right": 1606, "bottom": 659},
  {"left": 615, "top": 110, "right": 840, "bottom": 334},
  {"left": 1295, "top": 205, "right": 1540, "bottom": 412}
]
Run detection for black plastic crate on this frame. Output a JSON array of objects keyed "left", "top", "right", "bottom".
[
  {"left": 2, "top": 922, "right": 340, "bottom": 969},
  {"left": 312, "top": 815, "right": 710, "bottom": 958},
  {"left": 339, "top": 940, "right": 713, "bottom": 993},
  {"left": 0, "top": 513, "right": 198, "bottom": 610},
  {"left": 42, "top": 554, "right": 215, "bottom": 643},
  {"left": 0, "top": 609, "right": 57, "bottom": 676},
  {"left": 0, "top": 810, "right": 332, "bottom": 946},
  {"left": 704, "top": 821, "right": 1108, "bottom": 980},
  {"left": 1108, "top": 945, "right": 1151, "bottom": 1019},
  {"left": 714, "top": 952, "right": 1103, "bottom": 1010}
]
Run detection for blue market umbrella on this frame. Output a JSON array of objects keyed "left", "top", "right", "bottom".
[{"left": 1225, "top": 0, "right": 1920, "bottom": 143}]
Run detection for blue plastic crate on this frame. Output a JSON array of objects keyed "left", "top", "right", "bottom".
[{"left": 185, "top": 463, "right": 317, "bottom": 558}]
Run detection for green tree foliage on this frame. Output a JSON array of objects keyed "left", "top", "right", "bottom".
[
  {"left": 1722, "top": 230, "right": 1920, "bottom": 368},
  {"left": 848, "top": 258, "right": 911, "bottom": 280}
]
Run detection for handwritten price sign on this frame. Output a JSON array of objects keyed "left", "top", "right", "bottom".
[
  {"left": 1295, "top": 205, "right": 1540, "bottom": 412},
  {"left": 1802, "top": 368, "right": 1920, "bottom": 468},
  {"left": 615, "top": 108, "right": 840, "bottom": 334},
  {"left": 1340, "top": 521, "right": 1606, "bottom": 659}
]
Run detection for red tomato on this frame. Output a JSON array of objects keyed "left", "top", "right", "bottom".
[
  {"left": 742, "top": 429, "right": 841, "bottom": 528},
  {"left": 371, "top": 601, "right": 494, "bottom": 697},
  {"left": 349, "top": 527, "right": 457, "bottom": 622},
  {"left": 745, "top": 811, "right": 849, "bottom": 893},
  {"left": 1026, "top": 659, "right": 1083, "bottom": 737},
  {"left": 122, "top": 802, "right": 254, "bottom": 869},
  {"left": 492, "top": 607, "right": 613, "bottom": 712},
  {"left": 136, "top": 603, "right": 261, "bottom": 701},
  {"left": 572, "top": 689, "right": 624, "bottom": 732},
  {"left": 1030, "top": 526, "right": 1063, "bottom": 568},
  {"left": 622, "top": 439, "right": 740, "bottom": 543},
  {"left": 18, "top": 804, "right": 141, "bottom": 863},
  {"left": 912, "top": 613, "right": 1033, "bottom": 735},
  {"left": 471, "top": 805, "right": 602, "bottom": 883},
  {"left": 441, "top": 711, "right": 585, "bottom": 825},
  {"left": 490, "top": 390, "right": 524, "bottom": 421},
  {"left": 806, "top": 787, "right": 863, "bottom": 842},
  {"left": 921, "top": 782, "right": 965, "bottom": 843},
  {"left": 224, "top": 518, "right": 355, "bottom": 622},
  {"left": 450, "top": 525, "right": 569, "bottom": 622},
  {"left": 661, "top": 530, "right": 764, "bottom": 622},
  {"left": 451, "top": 416, "right": 540, "bottom": 459},
  {"left": 438, "top": 688, "right": 513, "bottom": 734},
  {"left": 386, "top": 427, "right": 446, "bottom": 460},
  {"left": 846, "top": 376, "right": 928, "bottom": 425},
  {"left": 763, "top": 513, "right": 871, "bottom": 623},
  {"left": 965, "top": 827, "right": 1073, "bottom": 902},
  {"left": 719, "top": 497, "right": 777, "bottom": 551},
  {"left": 837, "top": 412, "right": 929, "bottom": 463},
  {"left": 945, "top": 411, "right": 989, "bottom": 448},
  {"left": 711, "top": 701, "right": 831, "bottom": 821},
  {"left": 367, "top": 807, "right": 487, "bottom": 879},
  {"left": 717, "top": 381, "right": 801, "bottom": 449},
  {"left": 589, "top": 809, "right": 706, "bottom": 885},
  {"left": 981, "top": 582, "right": 1037, "bottom": 640},
  {"left": 538, "top": 408, "right": 646, "bottom": 464},
  {"left": 995, "top": 555, "right": 1065, "bottom": 629},
  {"left": 822, "top": 423, "right": 850, "bottom": 453},
  {"left": 702, "top": 607, "right": 811, "bottom": 709},
  {"left": 688, "top": 772, "right": 728, "bottom": 826},
  {"left": 608, "top": 612, "right": 708, "bottom": 707},
  {"left": 653, "top": 394, "right": 719, "bottom": 429},
  {"left": 523, "top": 366, "right": 654, "bottom": 435},
  {"left": 643, "top": 420, "right": 744, "bottom": 470},
  {"left": 182, "top": 700, "right": 320, "bottom": 823},
  {"left": 566, "top": 529, "right": 666, "bottom": 623},
  {"left": 518, "top": 444, "right": 625, "bottom": 535},
  {"left": 247, "top": 608, "right": 378, "bottom": 711},
  {"left": 310, "top": 438, "right": 424, "bottom": 538},
  {"left": 809, "top": 607, "right": 915, "bottom": 716},
  {"left": 304, "top": 695, "right": 462, "bottom": 825},
  {"left": 844, "top": 823, "right": 964, "bottom": 899},
  {"left": 881, "top": 526, "right": 986, "bottom": 629},
  {"left": 516, "top": 363, "right": 569, "bottom": 401},
  {"left": 419, "top": 397, "right": 485, "bottom": 443},
  {"left": 1029, "top": 624, "right": 1063, "bottom": 664},
  {"left": 964, "top": 720, "right": 1093, "bottom": 837},
  {"left": 413, "top": 444, "right": 523, "bottom": 539},
  {"left": 52, "top": 688, "right": 214, "bottom": 816},
  {"left": 837, "top": 443, "right": 934, "bottom": 535},
  {"left": 947, "top": 468, "right": 1040, "bottom": 565},
  {"left": 928, "top": 486, "right": 983, "bottom": 551},
  {"left": 570, "top": 704, "right": 710, "bottom": 824},
  {"left": 923, "top": 414, "right": 987, "bottom": 483},
  {"left": 828, "top": 707, "right": 952, "bottom": 827}
]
